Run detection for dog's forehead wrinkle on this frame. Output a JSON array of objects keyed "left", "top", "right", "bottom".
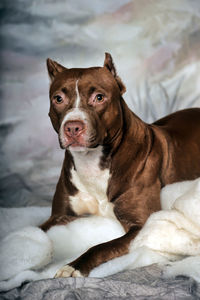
[
  {"left": 61, "top": 87, "right": 68, "bottom": 94},
  {"left": 59, "top": 66, "right": 102, "bottom": 81},
  {"left": 51, "top": 68, "right": 115, "bottom": 98}
]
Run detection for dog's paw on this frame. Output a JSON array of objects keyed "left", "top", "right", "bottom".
[{"left": 54, "top": 265, "right": 83, "bottom": 278}]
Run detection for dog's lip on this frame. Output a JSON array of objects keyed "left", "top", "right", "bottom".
[
  {"left": 64, "top": 134, "right": 87, "bottom": 147},
  {"left": 67, "top": 141, "right": 100, "bottom": 150},
  {"left": 66, "top": 135, "right": 100, "bottom": 148},
  {"left": 68, "top": 141, "right": 86, "bottom": 147},
  {"left": 60, "top": 133, "right": 100, "bottom": 149}
]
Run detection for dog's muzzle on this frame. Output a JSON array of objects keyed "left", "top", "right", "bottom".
[{"left": 59, "top": 108, "right": 106, "bottom": 151}]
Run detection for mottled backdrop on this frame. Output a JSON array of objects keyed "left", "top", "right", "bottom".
[{"left": 0, "top": 0, "right": 200, "bottom": 207}]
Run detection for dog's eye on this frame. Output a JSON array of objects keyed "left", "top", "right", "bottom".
[
  {"left": 95, "top": 94, "right": 104, "bottom": 103},
  {"left": 54, "top": 95, "right": 63, "bottom": 104}
]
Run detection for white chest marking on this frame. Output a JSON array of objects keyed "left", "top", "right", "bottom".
[{"left": 69, "top": 147, "right": 115, "bottom": 219}]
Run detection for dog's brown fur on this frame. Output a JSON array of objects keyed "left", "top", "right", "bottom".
[{"left": 40, "top": 53, "right": 200, "bottom": 276}]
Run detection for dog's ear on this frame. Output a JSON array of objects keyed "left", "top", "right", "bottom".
[
  {"left": 46, "top": 58, "right": 66, "bottom": 82},
  {"left": 104, "top": 53, "right": 126, "bottom": 95},
  {"left": 104, "top": 52, "right": 117, "bottom": 77}
]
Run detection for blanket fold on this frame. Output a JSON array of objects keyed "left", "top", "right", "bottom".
[{"left": 0, "top": 179, "right": 200, "bottom": 291}]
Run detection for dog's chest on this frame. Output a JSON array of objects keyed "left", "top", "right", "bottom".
[{"left": 69, "top": 148, "right": 115, "bottom": 218}]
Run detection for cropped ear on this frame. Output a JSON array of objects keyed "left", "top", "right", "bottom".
[
  {"left": 104, "top": 52, "right": 117, "bottom": 77},
  {"left": 104, "top": 53, "right": 126, "bottom": 95},
  {"left": 46, "top": 58, "right": 66, "bottom": 82}
]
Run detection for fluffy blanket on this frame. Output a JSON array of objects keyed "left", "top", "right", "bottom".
[{"left": 0, "top": 179, "right": 200, "bottom": 292}]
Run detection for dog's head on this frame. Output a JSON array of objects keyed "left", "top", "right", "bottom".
[{"left": 47, "top": 53, "right": 126, "bottom": 151}]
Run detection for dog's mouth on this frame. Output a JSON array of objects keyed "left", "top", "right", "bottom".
[
  {"left": 67, "top": 138, "right": 100, "bottom": 151},
  {"left": 59, "top": 115, "right": 105, "bottom": 151},
  {"left": 59, "top": 120, "right": 87, "bottom": 150},
  {"left": 59, "top": 132, "right": 100, "bottom": 151},
  {"left": 59, "top": 136, "right": 87, "bottom": 149}
]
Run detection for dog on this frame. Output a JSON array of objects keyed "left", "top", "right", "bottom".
[{"left": 40, "top": 53, "right": 200, "bottom": 278}]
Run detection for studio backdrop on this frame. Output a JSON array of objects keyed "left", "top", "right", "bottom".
[{"left": 0, "top": 0, "right": 200, "bottom": 207}]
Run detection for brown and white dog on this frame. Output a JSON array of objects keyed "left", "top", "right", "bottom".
[{"left": 40, "top": 53, "right": 200, "bottom": 278}]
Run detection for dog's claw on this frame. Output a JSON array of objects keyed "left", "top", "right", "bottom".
[{"left": 54, "top": 265, "right": 83, "bottom": 278}]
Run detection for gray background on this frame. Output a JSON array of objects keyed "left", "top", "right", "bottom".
[{"left": 0, "top": 0, "right": 200, "bottom": 207}]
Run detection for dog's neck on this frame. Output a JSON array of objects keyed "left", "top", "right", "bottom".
[{"left": 110, "top": 98, "right": 149, "bottom": 156}]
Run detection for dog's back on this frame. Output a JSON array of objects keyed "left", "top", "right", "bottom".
[{"left": 153, "top": 108, "right": 200, "bottom": 182}]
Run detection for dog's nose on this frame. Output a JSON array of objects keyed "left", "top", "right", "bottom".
[{"left": 64, "top": 121, "right": 85, "bottom": 137}]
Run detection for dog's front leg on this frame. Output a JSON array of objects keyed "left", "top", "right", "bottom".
[
  {"left": 54, "top": 184, "right": 161, "bottom": 278},
  {"left": 40, "top": 166, "right": 79, "bottom": 231},
  {"left": 54, "top": 225, "right": 141, "bottom": 278}
]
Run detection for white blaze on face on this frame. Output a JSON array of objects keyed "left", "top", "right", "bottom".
[
  {"left": 74, "top": 80, "right": 81, "bottom": 108},
  {"left": 59, "top": 79, "right": 89, "bottom": 149}
]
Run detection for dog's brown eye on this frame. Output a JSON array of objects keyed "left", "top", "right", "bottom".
[
  {"left": 54, "top": 95, "right": 63, "bottom": 104},
  {"left": 95, "top": 94, "right": 104, "bottom": 103}
]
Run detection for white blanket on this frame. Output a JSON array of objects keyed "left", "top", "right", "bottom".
[{"left": 0, "top": 178, "right": 200, "bottom": 291}]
